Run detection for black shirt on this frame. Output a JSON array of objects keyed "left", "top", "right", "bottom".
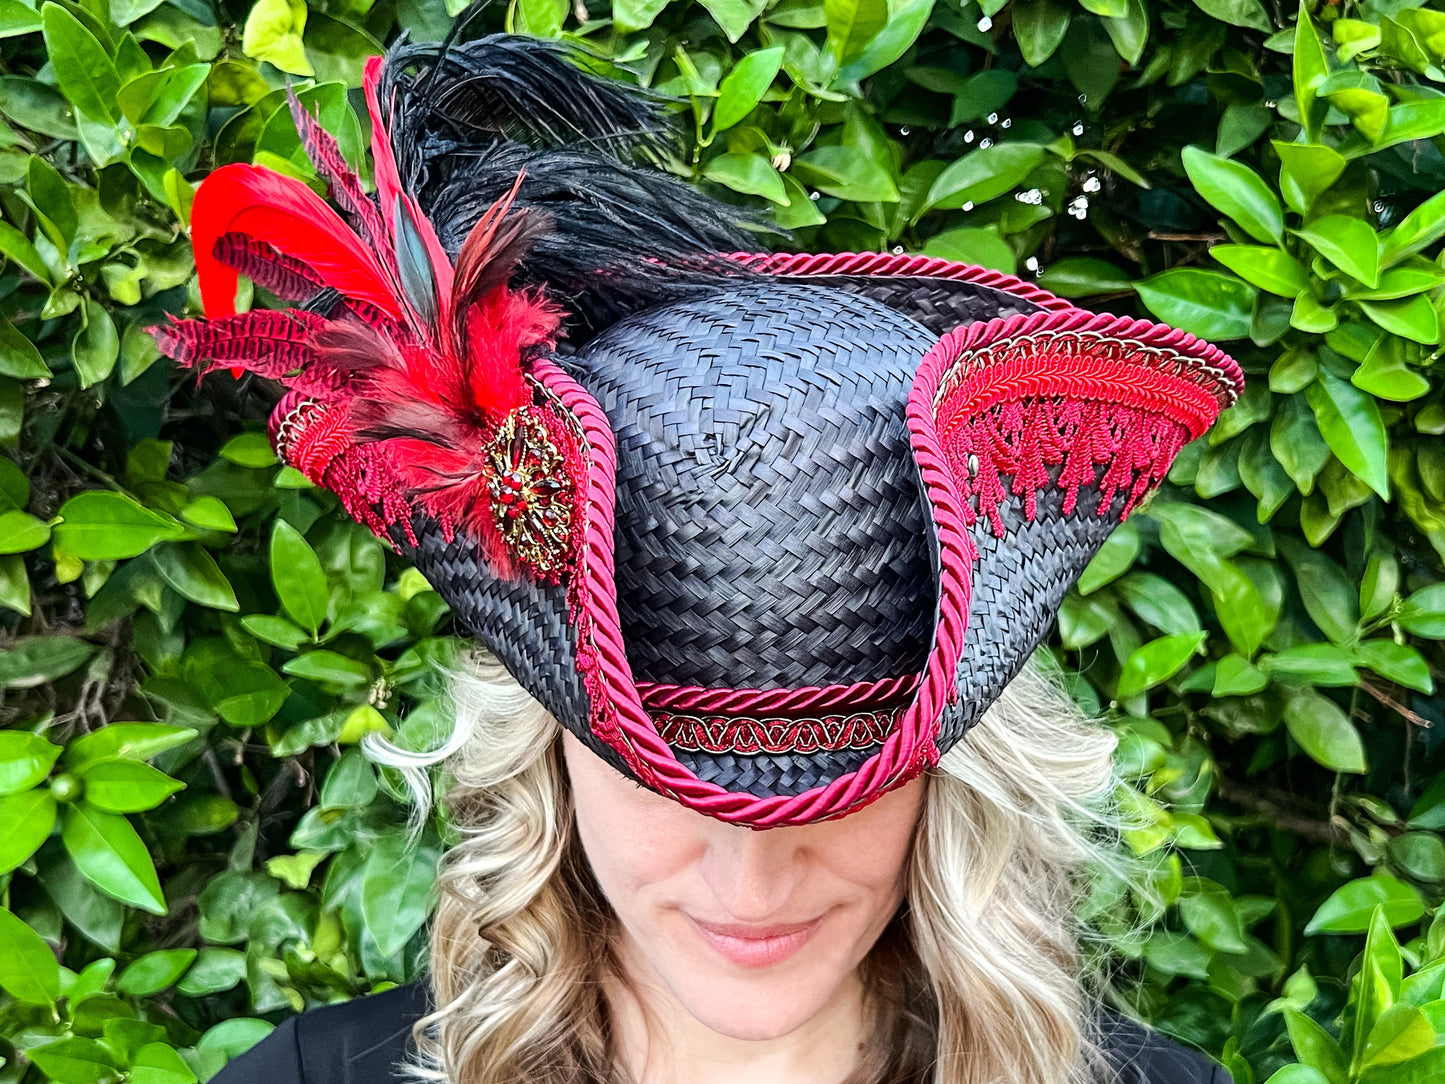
[{"left": 213, "top": 983, "right": 1232, "bottom": 1083}]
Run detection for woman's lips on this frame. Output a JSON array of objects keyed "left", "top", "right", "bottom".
[{"left": 688, "top": 916, "right": 824, "bottom": 968}]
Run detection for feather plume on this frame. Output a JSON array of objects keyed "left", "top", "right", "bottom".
[
  {"left": 371, "top": 35, "right": 766, "bottom": 338},
  {"left": 288, "top": 92, "right": 390, "bottom": 257},
  {"left": 191, "top": 165, "right": 400, "bottom": 320}
]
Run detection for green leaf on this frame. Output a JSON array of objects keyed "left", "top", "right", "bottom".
[
  {"left": 1115, "top": 573, "right": 1201, "bottom": 634},
  {"left": 29, "top": 1037, "right": 120, "bottom": 1084},
  {"left": 1103, "top": 0, "right": 1149, "bottom": 66},
  {"left": 1382, "top": 189, "right": 1445, "bottom": 266},
  {"left": 839, "top": 0, "right": 936, "bottom": 81},
  {"left": 712, "top": 47, "right": 784, "bottom": 131},
  {"left": 41, "top": 3, "right": 121, "bottom": 126},
  {"left": 1400, "top": 583, "right": 1445, "bottom": 638},
  {"left": 1359, "top": 296, "right": 1440, "bottom": 345},
  {"left": 1377, "top": 99, "right": 1445, "bottom": 149},
  {"left": 1116, "top": 632, "right": 1207, "bottom": 699},
  {"left": 241, "top": 613, "right": 310, "bottom": 650},
  {"left": 613, "top": 0, "right": 668, "bottom": 31},
  {"left": 361, "top": 831, "right": 442, "bottom": 957},
  {"left": 1264, "top": 1068, "right": 1330, "bottom": 1084},
  {"left": 1212, "top": 653, "right": 1268, "bottom": 696},
  {"left": 80, "top": 760, "right": 184, "bottom": 813},
  {"left": 1295, "top": 216, "right": 1381, "bottom": 288},
  {"left": 54, "top": 491, "right": 188, "bottom": 560},
  {"left": 824, "top": 0, "right": 888, "bottom": 65},
  {"left": 1305, "top": 373, "right": 1389, "bottom": 499},
  {"left": 1191, "top": 0, "right": 1269, "bottom": 32},
  {"left": 242, "top": 0, "right": 313, "bottom": 76},
  {"left": 0, "top": 789, "right": 56, "bottom": 872},
  {"left": 117, "top": 949, "right": 196, "bottom": 996},
  {"left": 1283, "top": 690, "right": 1366, "bottom": 774},
  {"left": 1361, "top": 1003, "right": 1435, "bottom": 1068},
  {"left": 150, "top": 542, "right": 239, "bottom": 611},
  {"left": 1135, "top": 269, "right": 1256, "bottom": 341},
  {"left": 791, "top": 145, "right": 900, "bottom": 202},
  {"left": 39, "top": 855, "right": 123, "bottom": 951},
  {"left": 0, "top": 314, "right": 52, "bottom": 378},
  {"left": 1273, "top": 141, "right": 1347, "bottom": 216},
  {"left": 1305, "top": 874, "right": 1426, "bottom": 934},
  {"left": 1291, "top": 291, "right": 1338, "bottom": 335},
  {"left": 131, "top": 1043, "right": 198, "bottom": 1084},
  {"left": 196, "top": 658, "right": 290, "bottom": 727},
  {"left": 0, "top": 636, "right": 95, "bottom": 689},
  {"left": 0, "top": 730, "right": 61, "bottom": 794},
  {"left": 0, "top": 509, "right": 51, "bottom": 553},
  {"left": 1261, "top": 644, "right": 1359, "bottom": 686},
  {"left": 0, "top": 907, "right": 61, "bottom": 1004},
  {"left": 1178, "top": 878, "right": 1249, "bottom": 953},
  {"left": 1209, "top": 245, "right": 1311, "bottom": 298},
  {"left": 1182, "top": 146, "right": 1283, "bottom": 245},
  {"left": 66, "top": 723, "right": 196, "bottom": 771},
  {"left": 1278, "top": 539, "right": 1358, "bottom": 642},
  {"left": 196, "top": 1020, "right": 274, "bottom": 1079},
  {"left": 1012, "top": 0, "right": 1071, "bottom": 66},
  {"left": 510, "top": 0, "right": 566, "bottom": 36},
  {"left": 282, "top": 649, "right": 373, "bottom": 687},
  {"left": 1293, "top": 4, "right": 1331, "bottom": 142},
  {"left": 1077, "top": 521, "right": 1140, "bottom": 595},
  {"left": 921, "top": 227, "right": 1017, "bottom": 274},
  {"left": 71, "top": 299, "right": 120, "bottom": 387},
  {"left": 61, "top": 804, "right": 166, "bottom": 914},
  {"left": 923, "top": 143, "right": 1046, "bottom": 213},
  {"left": 26, "top": 154, "right": 77, "bottom": 251},
  {"left": 703, "top": 153, "right": 788, "bottom": 205},
  {"left": 270, "top": 519, "right": 330, "bottom": 635},
  {"left": 1036, "top": 257, "right": 1133, "bottom": 298},
  {"left": 176, "top": 948, "right": 246, "bottom": 996},
  {"left": 1352, "top": 341, "right": 1431, "bottom": 402},
  {"left": 218, "top": 431, "right": 277, "bottom": 468}
]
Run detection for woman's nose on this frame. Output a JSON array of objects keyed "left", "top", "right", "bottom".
[{"left": 697, "top": 823, "right": 807, "bottom": 921}]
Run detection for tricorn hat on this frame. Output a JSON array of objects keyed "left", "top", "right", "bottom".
[{"left": 155, "top": 35, "right": 1243, "bottom": 827}]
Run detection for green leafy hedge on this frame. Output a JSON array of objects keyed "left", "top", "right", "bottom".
[{"left": 2, "top": 0, "right": 1445, "bottom": 1080}]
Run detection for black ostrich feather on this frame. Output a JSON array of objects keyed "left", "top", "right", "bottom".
[{"left": 374, "top": 34, "right": 769, "bottom": 337}]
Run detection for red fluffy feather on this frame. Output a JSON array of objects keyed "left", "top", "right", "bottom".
[{"left": 158, "top": 102, "right": 568, "bottom": 579}]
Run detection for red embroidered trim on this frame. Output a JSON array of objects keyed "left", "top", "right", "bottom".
[
  {"left": 654, "top": 708, "right": 899, "bottom": 755},
  {"left": 637, "top": 674, "right": 920, "bottom": 714}
]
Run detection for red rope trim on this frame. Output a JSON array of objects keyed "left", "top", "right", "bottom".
[
  {"left": 732, "top": 251, "right": 1072, "bottom": 313},
  {"left": 654, "top": 708, "right": 899, "bottom": 755},
  {"left": 637, "top": 674, "right": 919, "bottom": 714}
]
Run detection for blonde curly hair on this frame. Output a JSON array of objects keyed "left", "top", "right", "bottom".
[{"left": 368, "top": 651, "right": 1132, "bottom": 1084}]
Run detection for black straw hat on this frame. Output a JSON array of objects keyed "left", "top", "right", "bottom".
[{"left": 155, "top": 36, "right": 1242, "bottom": 826}]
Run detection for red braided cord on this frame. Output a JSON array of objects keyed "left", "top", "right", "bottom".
[{"left": 733, "top": 250, "right": 1073, "bottom": 313}]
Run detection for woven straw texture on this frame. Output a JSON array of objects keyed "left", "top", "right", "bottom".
[{"left": 575, "top": 280, "right": 938, "bottom": 690}]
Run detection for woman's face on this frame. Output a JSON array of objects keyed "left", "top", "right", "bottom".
[{"left": 563, "top": 732, "right": 925, "bottom": 1044}]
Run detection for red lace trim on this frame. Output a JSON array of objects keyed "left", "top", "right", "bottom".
[
  {"left": 930, "top": 320, "right": 1237, "bottom": 536},
  {"left": 654, "top": 707, "right": 900, "bottom": 754}
]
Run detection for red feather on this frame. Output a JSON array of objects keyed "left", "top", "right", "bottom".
[
  {"left": 364, "top": 57, "right": 405, "bottom": 235},
  {"left": 191, "top": 165, "right": 399, "bottom": 320}
]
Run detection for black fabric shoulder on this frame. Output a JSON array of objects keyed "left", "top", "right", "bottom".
[
  {"left": 209, "top": 983, "right": 430, "bottom": 1084},
  {"left": 210, "top": 987, "right": 1228, "bottom": 1084},
  {"left": 1096, "top": 1012, "right": 1234, "bottom": 1084}
]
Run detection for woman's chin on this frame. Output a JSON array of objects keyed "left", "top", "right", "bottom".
[{"left": 667, "top": 976, "right": 839, "bottom": 1042}]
